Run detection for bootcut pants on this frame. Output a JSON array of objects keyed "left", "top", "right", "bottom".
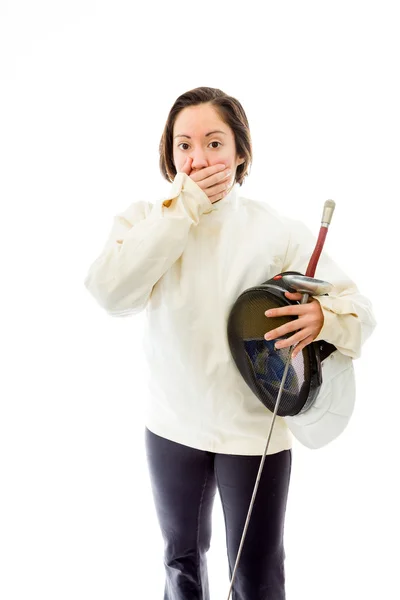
[{"left": 144, "top": 427, "right": 292, "bottom": 600}]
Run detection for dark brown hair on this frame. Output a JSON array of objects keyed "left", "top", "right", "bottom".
[{"left": 159, "top": 87, "right": 253, "bottom": 187}]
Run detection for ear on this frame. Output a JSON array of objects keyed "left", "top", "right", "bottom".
[{"left": 237, "top": 156, "right": 246, "bottom": 167}]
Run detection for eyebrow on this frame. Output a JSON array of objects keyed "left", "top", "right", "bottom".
[{"left": 174, "top": 130, "right": 228, "bottom": 139}]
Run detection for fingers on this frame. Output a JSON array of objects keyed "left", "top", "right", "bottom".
[
  {"left": 265, "top": 296, "right": 317, "bottom": 318},
  {"left": 274, "top": 329, "right": 311, "bottom": 349},
  {"left": 265, "top": 304, "right": 309, "bottom": 319},
  {"left": 292, "top": 335, "right": 314, "bottom": 359},
  {"left": 264, "top": 315, "right": 318, "bottom": 343},
  {"left": 264, "top": 317, "right": 301, "bottom": 341},
  {"left": 265, "top": 322, "right": 314, "bottom": 348},
  {"left": 189, "top": 165, "right": 233, "bottom": 204},
  {"left": 264, "top": 300, "right": 322, "bottom": 351},
  {"left": 284, "top": 291, "right": 303, "bottom": 300},
  {"left": 180, "top": 157, "right": 193, "bottom": 176}
]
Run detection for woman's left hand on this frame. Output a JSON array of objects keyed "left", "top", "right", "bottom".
[{"left": 264, "top": 291, "right": 324, "bottom": 359}]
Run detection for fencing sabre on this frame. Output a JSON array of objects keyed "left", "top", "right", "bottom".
[{"left": 225, "top": 199, "right": 336, "bottom": 600}]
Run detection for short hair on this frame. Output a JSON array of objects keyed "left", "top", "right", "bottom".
[{"left": 159, "top": 87, "right": 253, "bottom": 187}]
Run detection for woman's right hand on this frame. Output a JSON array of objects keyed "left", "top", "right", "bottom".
[{"left": 179, "top": 157, "right": 232, "bottom": 204}]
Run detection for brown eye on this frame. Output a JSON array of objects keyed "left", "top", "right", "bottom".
[{"left": 177, "top": 141, "right": 222, "bottom": 150}]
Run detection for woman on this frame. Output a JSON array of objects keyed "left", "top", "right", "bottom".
[{"left": 84, "top": 87, "right": 376, "bottom": 599}]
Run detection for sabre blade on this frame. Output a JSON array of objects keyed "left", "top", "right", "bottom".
[{"left": 225, "top": 341, "right": 297, "bottom": 600}]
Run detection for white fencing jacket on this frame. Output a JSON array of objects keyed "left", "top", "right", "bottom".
[{"left": 84, "top": 172, "right": 376, "bottom": 455}]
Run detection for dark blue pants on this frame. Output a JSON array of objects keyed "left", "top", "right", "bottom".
[{"left": 144, "top": 427, "right": 292, "bottom": 600}]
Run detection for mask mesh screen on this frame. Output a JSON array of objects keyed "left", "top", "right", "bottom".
[{"left": 227, "top": 288, "right": 312, "bottom": 416}]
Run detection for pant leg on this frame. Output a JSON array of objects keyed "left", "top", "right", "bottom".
[
  {"left": 215, "top": 448, "right": 292, "bottom": 600},
  {"left": 144, "top": 427, "right": 218, "bottom": 600}
]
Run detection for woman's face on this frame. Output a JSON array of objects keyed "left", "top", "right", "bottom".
[{"left": 172, "top": 103, "right": 245, "bottom": 185}]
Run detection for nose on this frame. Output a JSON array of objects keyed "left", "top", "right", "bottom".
[{"left": 189, "top": 150, "right": 208, "bottom": 171}]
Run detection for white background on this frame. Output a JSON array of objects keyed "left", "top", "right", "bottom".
[{"left": 1, "top": 1, "right": 399, "bottom": 598}]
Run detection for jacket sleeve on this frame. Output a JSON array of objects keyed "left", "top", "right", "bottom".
[
  {"left": 281, "top": 217, "right": 377, "bottom": 359},
  {"left": 83, "top": 172, "right": 213, "bottom": 316}
]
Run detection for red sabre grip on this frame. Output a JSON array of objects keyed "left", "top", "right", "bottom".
[{"left": 305, "top": 227, "right": 328, "bottom": 278}]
